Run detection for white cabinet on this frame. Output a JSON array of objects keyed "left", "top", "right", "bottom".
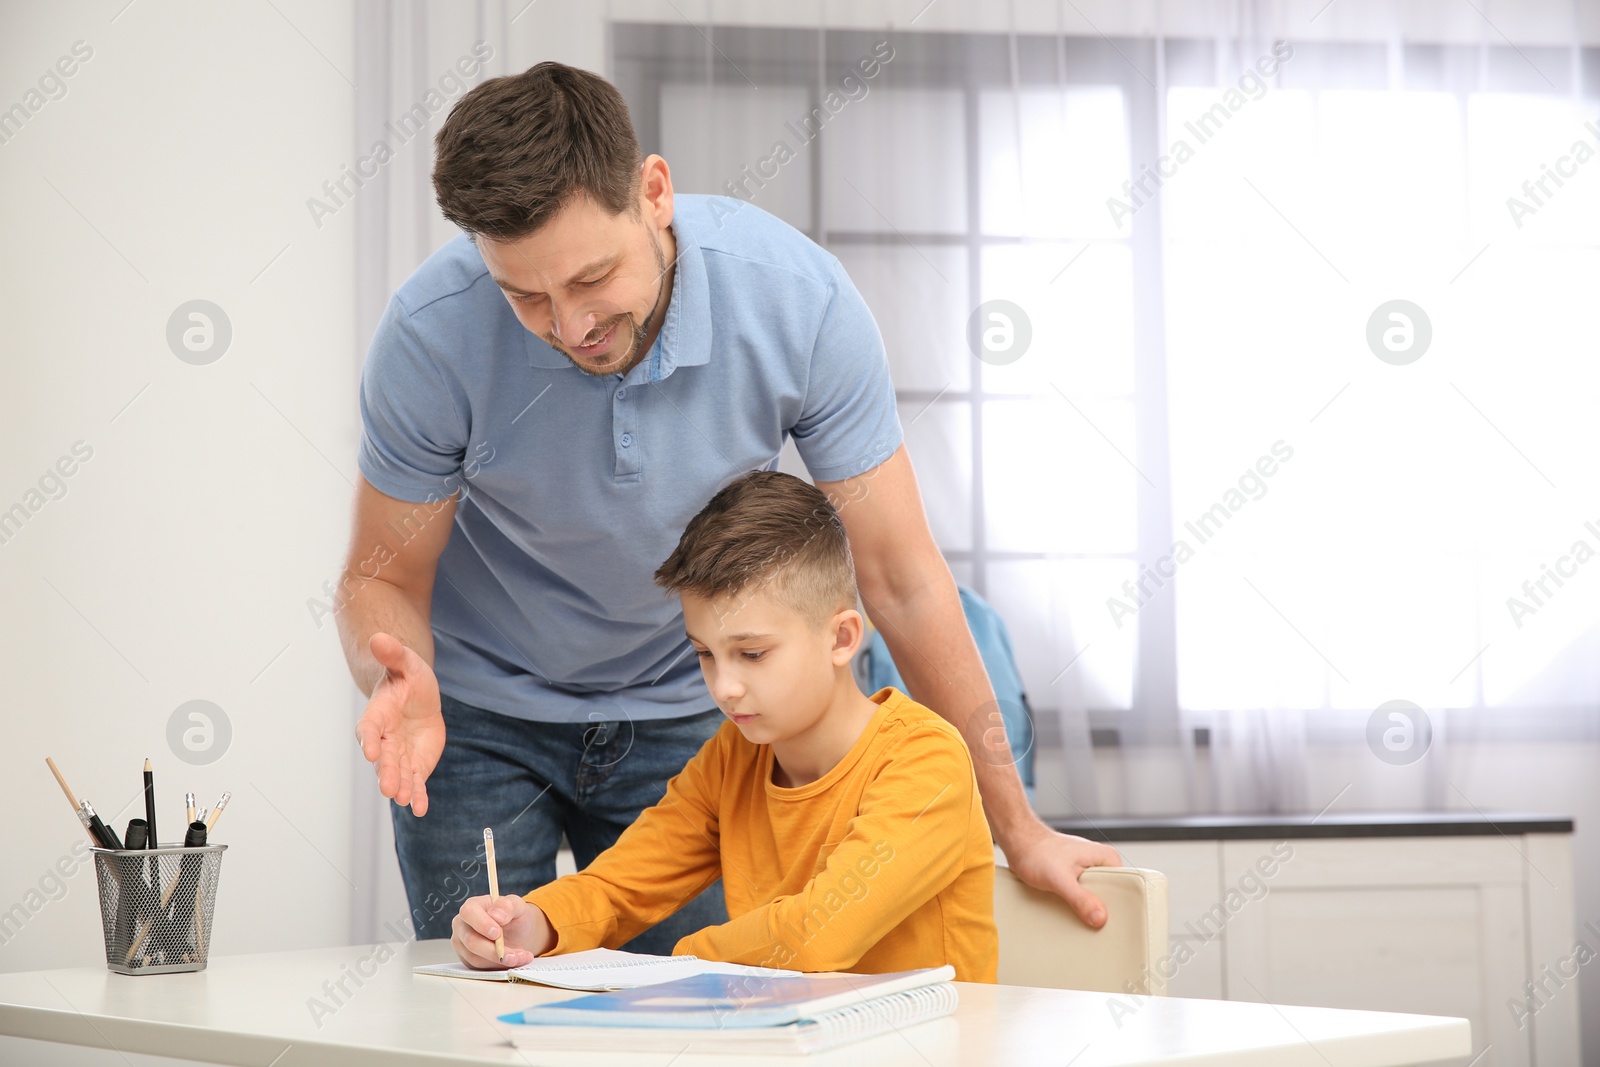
[{"left": 1080, "top": 821, "right": 1578, "bottom": 1067}]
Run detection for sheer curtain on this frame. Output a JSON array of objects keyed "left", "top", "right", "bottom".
[
  {"left": 616, "top": 1, "right": 1600, "bottom": 820},
  {"left": 1158, "top": 1, "right": 1600, "bottom": 815},
  {"left": 617, "top": 15, "right": 1122, "bottom": 818}
]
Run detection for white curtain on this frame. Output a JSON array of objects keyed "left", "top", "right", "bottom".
[{"left": 1156, "top": 0, "right": 1599, "bottom": 816}]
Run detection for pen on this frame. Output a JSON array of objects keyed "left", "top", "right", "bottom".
[
  {"left": 45, "top": 757, "right": 97, "bottom": 845},
  {"left": 160, "top": 822, "right": 208, "bottom": 909},
  {"left": 484, "top": 827, "right": 504, "bottom": 962},
  {"left": 142, "top": 758, "right": 161, "bottom": 897},
  {"left": 175, "top": 820, "right": 210, "bottom": 964},
  {"left": 114, "top": 819, "right": 148, "bottom": 957},
  {"left": 143, "top": 758, "right": 158, "bottom": 849}
]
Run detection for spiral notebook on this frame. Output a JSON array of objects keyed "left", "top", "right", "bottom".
[
  {"left": 413, "top": 947, "right": 799, "bottom": 991},
  {"left": 496, "top": 966, "right": 958, "bottom": 1054}
]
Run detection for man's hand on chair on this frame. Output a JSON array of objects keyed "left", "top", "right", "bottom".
[{"left": 1003, "top": 819, "right": 1123, "bottom": 928}]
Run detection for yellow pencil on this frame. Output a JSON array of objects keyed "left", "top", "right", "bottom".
[
  {"left": 45, "top": 757, "right": 97, "bottom": 844},
  {"left": 484, "top": 827, "right": 504, "bottom": 962},
  {"left": 205, "top": 791, "right": 231, "bottom": 834},
  {"left": 125, "top": 916, "right": 153, "bottom": 964}
]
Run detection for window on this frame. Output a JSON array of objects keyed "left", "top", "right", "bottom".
[{"left": 616, "top": 25, "right": 1600, "bottom": 730}]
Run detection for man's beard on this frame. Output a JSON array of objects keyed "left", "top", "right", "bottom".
[{"left": 550, "top": 229, "right": 670, "bottom": 379}]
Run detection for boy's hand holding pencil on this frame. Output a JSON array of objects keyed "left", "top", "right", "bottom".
[{"left": 451, "top": 892, "right": 554, "bottom": 969}]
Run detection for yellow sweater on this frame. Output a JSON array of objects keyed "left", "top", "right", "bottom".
[{"left": 524, "top": 686, "right": 998, "bottom": 982}]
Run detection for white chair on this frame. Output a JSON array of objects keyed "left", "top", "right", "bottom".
[{"left": 992, "top": 863, "right": 1170, "bottom": 994}]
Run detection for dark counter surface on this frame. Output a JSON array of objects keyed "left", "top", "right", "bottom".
[{"left": 1045, "top": 811, "right": 1573, "bottom": 842}]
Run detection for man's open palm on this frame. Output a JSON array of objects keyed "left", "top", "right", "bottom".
[{"left": 356, "top": 631, "right": 446, "bottom": 816}]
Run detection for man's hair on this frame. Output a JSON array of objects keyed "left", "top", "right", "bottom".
[
  {"left": 432, "top": 61, "right": 642, "bottom": 241},
  {"left": 655, "top": 471, "right": 858, "bottom": 631}
]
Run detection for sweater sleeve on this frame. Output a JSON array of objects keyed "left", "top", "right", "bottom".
[
  {"left": 674, "top": 725, "right": 978, "bottom": 972},
  {"left": 524, "top": 733, "right": 725, "bottom": 955}
]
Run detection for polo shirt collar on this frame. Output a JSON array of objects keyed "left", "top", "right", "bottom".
[{"left": 524, "top": 218, "right": 710, "bottom": 383}]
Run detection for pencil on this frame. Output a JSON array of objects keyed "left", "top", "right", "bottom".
[
  {"left": 143, "top": 758, "right": 158, "bottom": 850},
  {"left": 484, "top": 827, "right": 504, "bottom": 962},
  {"left": 125, "top": 916, "right": 153, "bottom": 964},
  {"left": 45, "top": 757, "right": 97, "bottom": 844},
  {"left": 186, "top": 792, "right": 196, "bottom": 826},
  {"left": 205, "top": 791, "right": 231, "bottom": 834},
  {"left": 160, "top": 863, "right": 183, "bottom": 909},
  {"left": 195, "top": 883, "right": 208, "bottom": 960}
]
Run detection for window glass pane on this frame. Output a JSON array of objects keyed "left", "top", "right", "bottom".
[
  {"left": 821, "top": 88, "right": 967, "bottom": 234},
  {"left": 979, "top": 242, "right": 1134, "bottom": 396},
  {"left": 1174, "top": 550, "right": 1483, "bottom": 711},
  {"left": 982, "top": 397, "right": 1137, "bottom": 554},
  {"left": 1166, "top": 83, "right": 1600, "bottom": 712},
  {"left": 897, "top": 399, "right": 972, "bottom": 552},
  {"left": 1315, "top": 91, "right": 1465, "bottom": 253},
  {"left": 1467, "top": 94, "right": 1600, "bottom": 245},
  {"left": 660, "top": 83, "right": 814, "bottom": 233},
  {"left": 1174, "top": 552, "right": 1330, "bottom": 711},
  {"left": 833, "top": 244, "right": 970, "bottom": 392},
  {"left": 978, "top": 86, "right": 1129, "bottom": 239},
  {"left": 1161, "top": 87, "right": 1315, "bottom": 245},
  {"left": 1480, "top": 553, "right": 1600, "bottom": 707},
  {"left": 987, "top": 559, "right": 1135, "bottom": 712}
]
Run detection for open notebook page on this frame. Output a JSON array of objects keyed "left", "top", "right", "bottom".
[{"left": 413, "top": 948, "right": 800, "bottom": 991}]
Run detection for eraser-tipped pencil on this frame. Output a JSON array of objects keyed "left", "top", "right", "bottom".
[
  {"left": 46, "top": 757, "right": 97, "bottom": 844},
  {"left": 484, "top": 827, "right": 504, "bottom": 962},
  {"left": 205, "top": 791, "right": 231, "bottom": 834},
  {"left": 125, "top": 916, "right": 153, "bottom": 964}
]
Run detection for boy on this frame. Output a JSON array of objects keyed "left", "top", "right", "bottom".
[{"left": 450, "top": 470, "right": 998, "bottom": 981}]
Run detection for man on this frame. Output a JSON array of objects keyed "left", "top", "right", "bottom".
[{"left": 340, "top": 60, "right": 1119, "bottom": 953}]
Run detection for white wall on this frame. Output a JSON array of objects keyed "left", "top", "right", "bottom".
[
  {"left": 0, "top": 3, "right": 604, "bottom": 1063},
  {"left": 0, "top": 0, "right": 359, "bottom": 978}
]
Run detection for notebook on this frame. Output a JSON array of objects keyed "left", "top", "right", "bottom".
[
  {"left": 412, "top": 947, "right": 800, "bottom": 991},
  {"left": 496, "top": 966, "right": 958, "bottom": 1054}
]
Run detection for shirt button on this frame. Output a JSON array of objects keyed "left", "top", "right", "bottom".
[
  {"left": 620, "top": 432, "right": 633, "bottom": 447},
  {"left": 615, "top": 388, "right": 627, "bottom": 400}
]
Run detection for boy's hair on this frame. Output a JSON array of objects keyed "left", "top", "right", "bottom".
[
  {"left": 655, "top": 471, "right": 858, "bottom": 630},
  {"left": 432, "top": 61, "right": 642, "bottom": 241}
]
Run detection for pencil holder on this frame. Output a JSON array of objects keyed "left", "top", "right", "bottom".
[{"left": 91, "top": 844, "right": 226, "bottom": 975}]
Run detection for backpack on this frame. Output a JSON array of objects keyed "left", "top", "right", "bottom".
[{"left": 855, "top": 585, "right": 1036, "bottom": 800}]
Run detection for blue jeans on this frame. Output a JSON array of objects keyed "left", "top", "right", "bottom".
[{"left": 391, "top": 691, "right": 728, "bottom": 953}]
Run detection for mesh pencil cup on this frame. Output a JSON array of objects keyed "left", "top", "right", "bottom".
[{"left": 92, "top": 844, "right": 226, "bottom": 975}]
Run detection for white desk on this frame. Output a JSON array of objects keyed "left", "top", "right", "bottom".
[{"left": 0, "top": 940, "right": 1470, "bottom": 1067}]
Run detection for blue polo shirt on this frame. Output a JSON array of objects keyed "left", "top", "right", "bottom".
[{"left": 357, "top": 194, "right": 903, "bottom": 724}]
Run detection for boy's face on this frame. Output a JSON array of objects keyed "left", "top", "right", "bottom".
[{"left": 681, "top": 585, "right": 859, "bottom": 745}]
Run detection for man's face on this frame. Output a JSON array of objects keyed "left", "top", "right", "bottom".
[
  {"left": 479, "top": 172, "right": 673, "bottom": 379},
  {"left": 681, "top": 586, "right": 854, "bottom": 746}
]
